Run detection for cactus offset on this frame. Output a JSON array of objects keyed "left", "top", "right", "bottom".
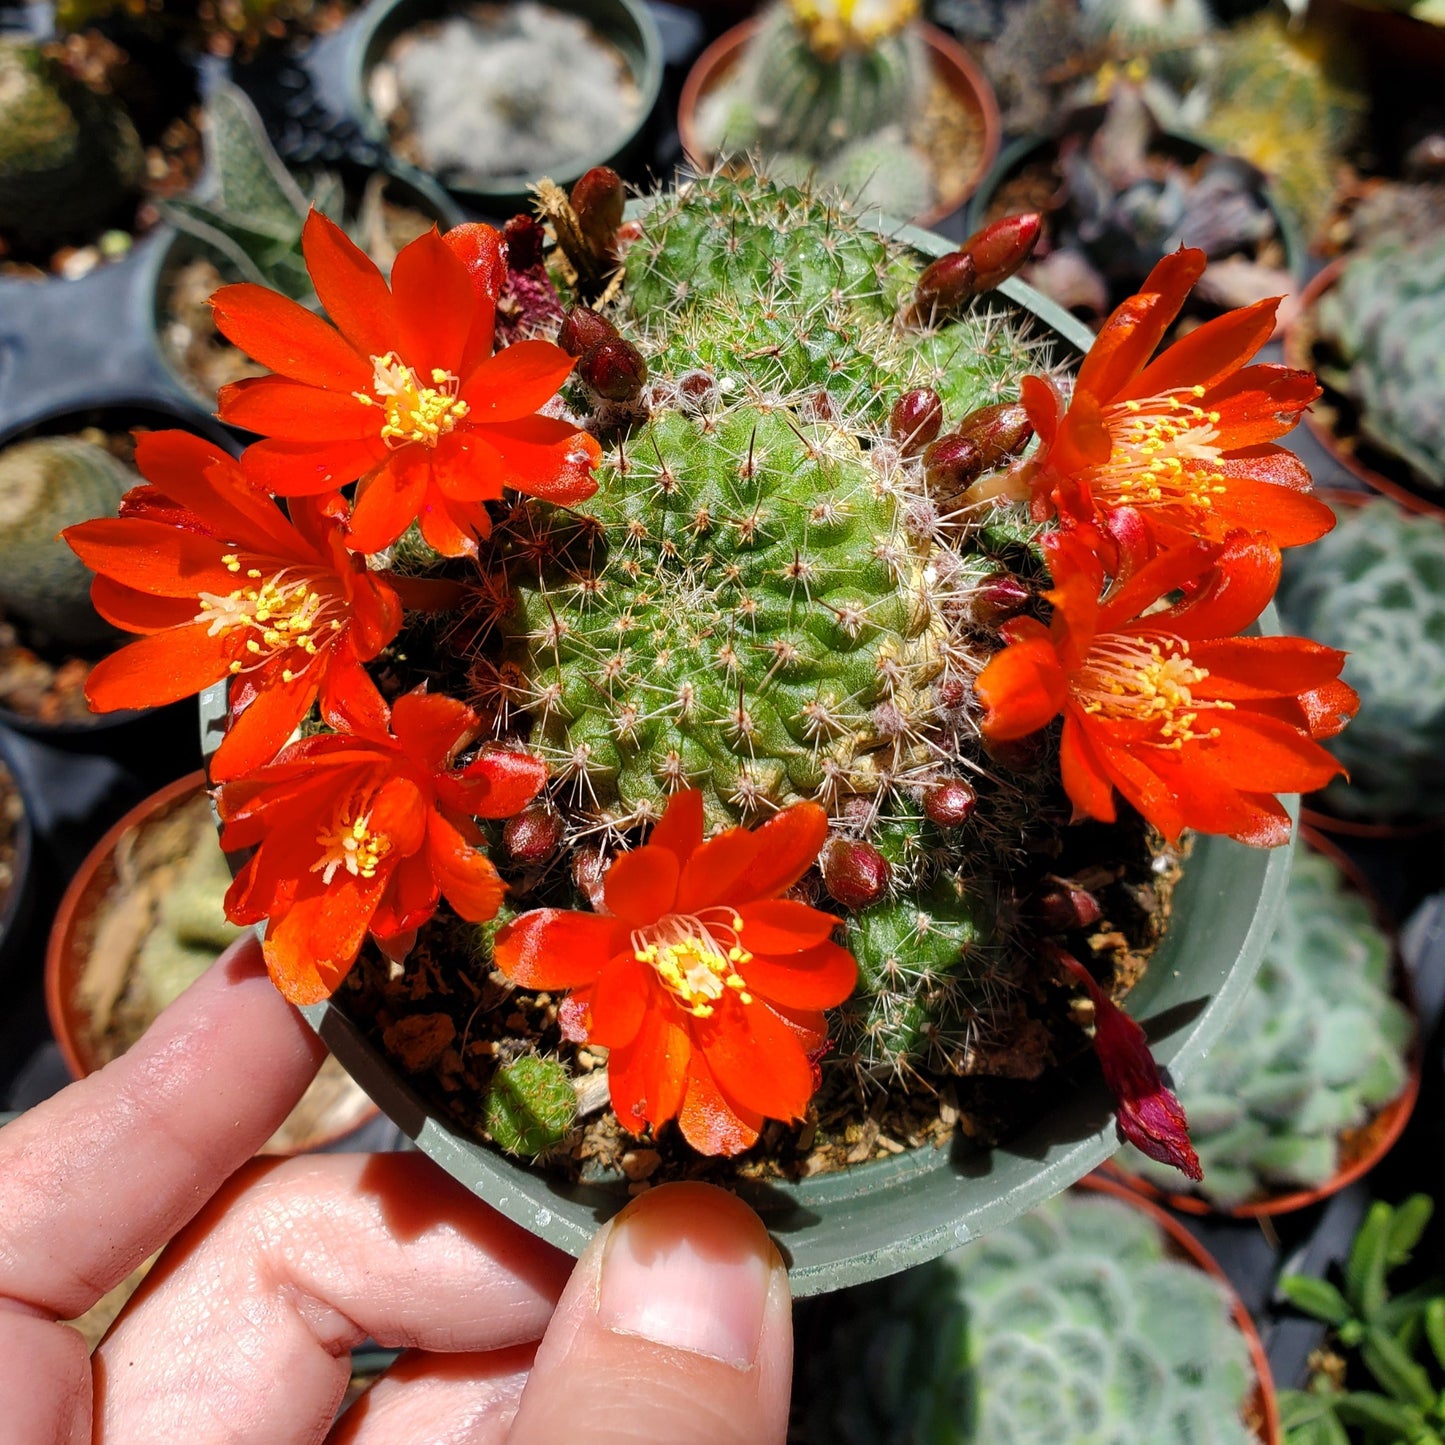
[
  {"left": 485, "top": 1055, "right": 578, "bottom": 1155},
  {"left": 0, "top": 37, "right": 143, "bottom": 251},
  {"left": 0, "top": 437, "right": 135, "bottom": 647},
  {"left": 1313, "top": 232, "right": 1445, "bottom": 492},
  {"left": 797, "top": 1189, "right": 1258, "bottom": 1444},
  {"left": 1277, "top": 498, "right": 1445, "bottom": 821},
  {"left": 1119, "top": 847, "right": 1412, "bottom": 1209}
]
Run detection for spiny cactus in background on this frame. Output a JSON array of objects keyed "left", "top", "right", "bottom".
[
  {"left": 1313, "top": 232, "right": 1445, "bottom": 492},
  {"left": 1078, "top": 0, "right": 1215, "bottom": 49},
  {"left": 159, "top": 82, "right": 345, "bottom": 301},
  {"left": 0, "top": 437, "right": 135, "bottom": 648},
  {"left": 137, "top": 838, "right": 246, "bottom": 1014},
  {"left": 0, "top": 37, "right": 143, "bottom": 251},
  {"left": 1277, "top": 499, "right": 1445, "bottom": 822},
  {"left": 797, "top": 1189, "right": 1257, "bottom": 1444},
  {"left": 1119, "top": 848, "right": 1412, "bottom": 1209},
  {"left": 484, "top": 1055, "right": 578, "bottom": 1155},
  {"left": 1191, "top": 13, "right": 1364, "bottom": 243},
  {"left": 479, "top": 173, "right": 1050, "bottom": 1081},
  {"left": 694, "top": 2, "right": 933, "bottom": 216}
]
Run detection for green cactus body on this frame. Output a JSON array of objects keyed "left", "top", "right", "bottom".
[
  {"left": 484, "top": 1055, "right": 579, "bottom": 1155},
  {"left": 0, "top": 38, "right": 143, "bottom": 250},
  {"left": 818, "top": 128, "right": 934, "bottom": 219},
  {"left": 0, "top": 436, "right": 135, "bottom": 647},
  {"left": 1119, "top": 847, "right": 1412, "bottom": 1208},
  {"left": 1276, "top": 498, "right": 1445, "bottom": 821},
  {"left": 1314, "top": 233, "right": 1445, "bottom": 491},
  {"left": 482, "top": 173, "right": 1058, "bottom": 1078},
  {"left": 799, "top": 1190, "right": 1257, "bottom": 1444}
]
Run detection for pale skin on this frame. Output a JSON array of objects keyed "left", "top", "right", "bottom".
[{"left": 0, "top": 936, "right": 794, "bottom": 1443}]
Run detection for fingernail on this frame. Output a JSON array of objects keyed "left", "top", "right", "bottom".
[{"left": 596, "top": 1183, "right": 775, "bottom": 1368}]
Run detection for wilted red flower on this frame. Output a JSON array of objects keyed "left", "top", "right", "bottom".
[
  {"left": 975, "top": 527, "right": 1358, "bottom": 848},
  {"left": 1055, "top": 949, "right": 1201, "bottom": 1180},
  {"left": 219, "top": 690, "right": 546, "bottom": 1004},
  {"left": 63, "top": 430, "right": 402, "bottom": 782},
  {"left": 212, "top": 212, "right": 601, "bottom": 558},
  {"left": 1012, "top": 248, "right": 1332, "bottom": 553},
  {"left": 493, "top": 789, "right": 857, "bottom": 1157}
]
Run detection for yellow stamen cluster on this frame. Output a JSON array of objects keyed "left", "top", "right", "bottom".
[
  {"left": 312, "top": 804, "right": 392, "bottom": 886},
  {"left": 1087, "top": 386, "right": 1229, "bottom": 515},
  {"left": 788, "top": 0, "right": 919, "bottom": 56},
  {"left": 1076, "top": 633, "right": 1235, "bottom": 749},
  {"left": 197, "top": 563, "right": 345, "bottom": 677},
  {"left": 634, "top": 911, "right": 754, "bottom": 1019},
  {"left": 355, "top": 352, "right": 470, "bottom": 449}
]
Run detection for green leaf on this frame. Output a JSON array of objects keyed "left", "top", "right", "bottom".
[
  {"left": 1377, "top": 1280, "right": 1445, "bottom": 1335},
  {"left": 1333, "top": 1390, "right": 1428, "bottom": 1435},
  {"left": 1362, "top": 1323, "right": 1437, "bottom": 1409},
  {"left": 1281, "top": 1275, "right": 1353, "bottom": 1326},
  {"left": 1348, "top": 1203, "right": 1396, "bottom": 1320},
  {"left": 1278, "top": 1391, "right": 1352, "bottom": 1445},
  {"left": 1425, "top": 1298, "right": 1445, "bottom": 1375},
  {"left": 1388, "top": 1196, "right": 1435, "bottom": 1266}
]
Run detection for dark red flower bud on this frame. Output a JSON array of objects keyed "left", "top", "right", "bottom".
[
  {"left": 503, "top": 803, "right": 564, "bottom": 863},
  {"left": 904, "top": 251, "right": 978, "bottom": 327},
  {"left": 960, "top": 212, "right": 1042, "bottom": 292},
  {"left": 923, "top": 432, "right": 986, "bottom": 495},
  {"left": 1037, "top": 882, "right": 1104, "bottom": 933},
  {"left": 677, "top": 370, "right": 717, "bottom": 410},
  {"left": 972, "top": 572, "right": 1033, "bottom": 624},
  {"left": 924, "top": 777, "right": 977, "bottom": 827},
  {"left": 890, "top": 388, "right": 945, "bottom": 455},
  {"left": 571, "top": 846, "right": 607, "bottom": 910},
  {"left": 954, "top": 401, "right": 1035, "bottom": 469},
  {"left": 501, "top": 214, "right": 547, "bottom": 271},
  {"left": 578, "top": 337, "right": 648, "bottom": 401},
  {"left": 558, "top": 305, "right": 618, "bottom": 357},
  {"left": 570, "top": 166, "right": 625, "bottom": 256},
  {"left": 820, "top": 837, "right": 891, "bottom": 910}
]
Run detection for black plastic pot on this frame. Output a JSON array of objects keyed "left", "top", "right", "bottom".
[
  {"left": 342, "top": 0, "right": 665, "bottom": 216},
  {"left": 0, "top": 731, "right": 35, "bottom": 978}
]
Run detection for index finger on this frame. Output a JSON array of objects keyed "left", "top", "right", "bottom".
[{"left": 0, "top": 933, "right": 324, "bottom": 1320}]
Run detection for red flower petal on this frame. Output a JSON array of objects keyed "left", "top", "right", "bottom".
[
  {"left": 608, "top": 1006, "right": 691, "bottom": 1134},
  {"left": 459, "top": 340, "right": 577, "bottom": 421},
  {"left": 604, "top": 845, "right": 680, "bottom": 926},
  {"left": 83, "top": 623, "right": 232, "bottom": 712},
  {"left": 736, "top": 939, "right": 857, "bottom": 1010},
  {"left": 443, "top": 222, "right": 506, "bottom": 377},
  {"left": 454, "top": 748, "right": 548, "bottom": 819},
  {"left": 1058, "top": 715, "right": 1119, "bottom": 824},
  {"left": 975, "top": 635, "right": 1069, "bottom": 741},
  {"left": 1189, "top": 635, "right": 1350, "bottom": 700},
  {"left": 727, "top": 801, "right": 828, "bottom": 902},
  {"left": 735, "top": 899, "right": 838, "bottom": 954},
  {"left": 89, "top": 576, "right": 197, "bottom": 635},
  {"left": 674, "top": 827, "right": 761, "bottom": 914},
  {"left": 678, "top": 1054, "right": 762, "bottom": 1157},
  {"left": 649, "top": 788, "right": 704, "bottom": 866},
  {"left": 1123, "top": 295, "right": 1279, "bottom": 402},
  {"left": 64, "top": 518, "right": 243, "bottom": 598},
  {"left": 318, "top": 648, "right": 393, "bottom": 742},
  {"left": 242, "top": 438, "right": 385, "bottom": 497},
  {"left": 493, "top": 909, "right": 617, "bottom": 989},
  {"left": 370, "top": 849, "right": 440, "bottom": 941},
  {"left": 211, "top": 283, "right": 371, "bottom": 392},
  {"left": 470, "top": 417, "right": 601, "bottom": 505},
  {"left": 417, "top": 491, "right": 483, "bottom": 558},
  {"left": 302, "top": 210, "right": 398, "bottom": 360},
  {"left": 585, "top": 951, "right": 651, "bottom": 1048},
  {"left": 392, "top": 227, "right": 476, "bottom": 378},
  {"left": 390, "top": 689, "right": 476, "bottom": 768},
  {"left": 210, "top": 666, "right": 317, "bottom": 781},
  {"left": 346, "top": 453, "right": 429, "bottom": 554},
  {"left": 426, "top": 812, "right": 505, "bottom": 921},
  {"left": 262, "top": 869, "right": 389, "bottom": 1005},
  {"left": 217, "top": 376, "right": 375, "bottom": 441},
  {"left": 701, "top": 998, "right": 817, "bottom": 1121}
]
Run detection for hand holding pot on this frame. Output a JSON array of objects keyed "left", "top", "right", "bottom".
[{"left": 0, "top": 936, "right": 793, "bottom": 1443}]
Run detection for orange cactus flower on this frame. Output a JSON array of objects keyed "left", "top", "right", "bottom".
[
  {"left": 493, "top": 789, "right": 858, "bottom": 1157},
  {"left": 62, "top": 430, "right": 402, "bottom": 782},
  {"left": 211, "top": 213, "right": 601, "bottom": 559},
  {"left": 219, "top": 689, "right": 547, "bottom": 1004},
  {"left": 975, "top": 527, "right": 1358, "bottom": 848},
  {"left": 1010, "top": 248, "right": 1332, "bottom": 553}
]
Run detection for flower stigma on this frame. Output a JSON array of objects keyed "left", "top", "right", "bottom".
[
  {"left": 1075, "top": 631, "right": 1235, "bottom": 747},
  {"left": 312, "top": 802, "right": 392, "bottom": 885}
]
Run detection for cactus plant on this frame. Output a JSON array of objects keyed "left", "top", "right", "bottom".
[
  {"left": 0, "top": 437, "right": 135, "bottom": 649},
  {"left": 479, "top": 172, "right": 1053, "bottom": 1082},
  {"left": 1117, "top": 847, "right": 1413, "bottom": 1210},
  {"left": 485, "top": 1055, "right": 579, "bottom": 1155},
  {"left": 1276, "top": 498, "right": 1445, "bottom": 822},
  {"left": 797, "top": 1188, "right": 1259, "bottom": 1444},
  {"left": 1312, "top": 232, "right": 1445, "bottom": 493},
  {"left": 0, "top": 37, "right": 143, "bottom": 252}
]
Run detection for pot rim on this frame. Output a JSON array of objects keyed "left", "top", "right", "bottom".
[
  {"left": 675, "top": 17, "right": 1002, "bottom": 229},
  {"left": 196, "top": 207, "right": 1293, "bottom": 1294}
]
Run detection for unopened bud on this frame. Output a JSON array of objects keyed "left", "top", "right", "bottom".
[
  {"left": 503, "top": 803, "right": 564, "bottom": 863},
  {"left": 905, "top": 251, "right": 977, "bottom": 327},
  {"left": 923, "top": 432, "right": 986, "bottom": 495},
  {"left": 960, "top": 212, "right": 1042, "bottom": 292},
  {"left": 924, "top": 777, "right": 977, "bottom": 827},
  {"left": 570, "top": 166, "right": 625, "bottom": 257},
  {"left": 820, "top": 837, "right": 891, "bottom": 910},
  {"left": 558, "top": 304, "right": 618, "bottom": 357},
  {"left": 571, "top": 846, "right": 607, "bottom": 910},
  {"left": 501, "top": 213, "right": 547, "bottom": 271},
  {"left": 954, "top": 401, "right": 1035, "bottom": 469},
  {"left": 890, "top": 388, "right": 944, "bottom": 456},
  {"left": 972, "top": 572, "right": 1032, "bottom": 623},
  {"left": 578, "top": 337, "right": 648, "bottom": 401},
  {"left": 677, "top": 369, "right": 717, "bottom": 411},
  {"left": 1037, "top": 882, "right": 1104, "bottom": 933}
]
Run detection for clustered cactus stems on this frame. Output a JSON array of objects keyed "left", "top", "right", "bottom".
[
  {"left": 0, "top": 436, "right": 134, "bottom": 648},
  {"left": 1277, "top": 499, "right": 1445, "bottom": 823},
  {"left": 1119, "top": 846, "right": 1413, "bottom": 1209},
  {"left": 694, "top": 1, "right": 935, "bottom": 217},
  {"left": 1312, "top": 231, "right": 1445, "bottom": 493},
  {"left": 0, "top": 36, "right": 143, "bottom": 252},
  {"left": 798, "top": 1187, "right": 1260, "bottom": 1444}
]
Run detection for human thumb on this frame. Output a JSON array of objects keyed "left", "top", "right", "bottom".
[{"left": 506, "top": 1183, "right": 792, "bottom": 1444}]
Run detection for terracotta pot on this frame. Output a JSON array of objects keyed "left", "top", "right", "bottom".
[
  {"left": 1076, "top": 1173, "right": 1282, "bottom": 1445},
  {"left": 1285, "top": 260, "right": 1445, "bottom": 522},
  {"left": 45, "top": 772, "right": 379, "bottom": 1153},
  {"left": 676, "top": 19, "right": 1001, "bottom": 228},
  {"left": 1102, "top": 827, "right": 1420, "bottom": 1221}
]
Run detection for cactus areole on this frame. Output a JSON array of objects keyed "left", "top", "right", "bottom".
[{"left": 73, "top": 168, "right": 1350, "bottom": 1287}]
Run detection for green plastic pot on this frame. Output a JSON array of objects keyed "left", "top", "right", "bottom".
[
  {"left": 197, "top": 215, "right": 1292, "bottom": 1294},
  {"left": 345, "top": 0, "right": 664, "bottom": 216}
]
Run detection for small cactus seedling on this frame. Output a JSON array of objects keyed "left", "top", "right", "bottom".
[
  {"left": 1277, "top": 498, "right": 1445, "bottom": 822},
  {"left": 1118, "top": 846, "right": 1413, "bottom": 1209},
  {"left": 797, "top": 1187, "right": 1259, "bottom": 1444},
  {"left": 484, "top": 1055, "right": 579, "bottom": 1155}
]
